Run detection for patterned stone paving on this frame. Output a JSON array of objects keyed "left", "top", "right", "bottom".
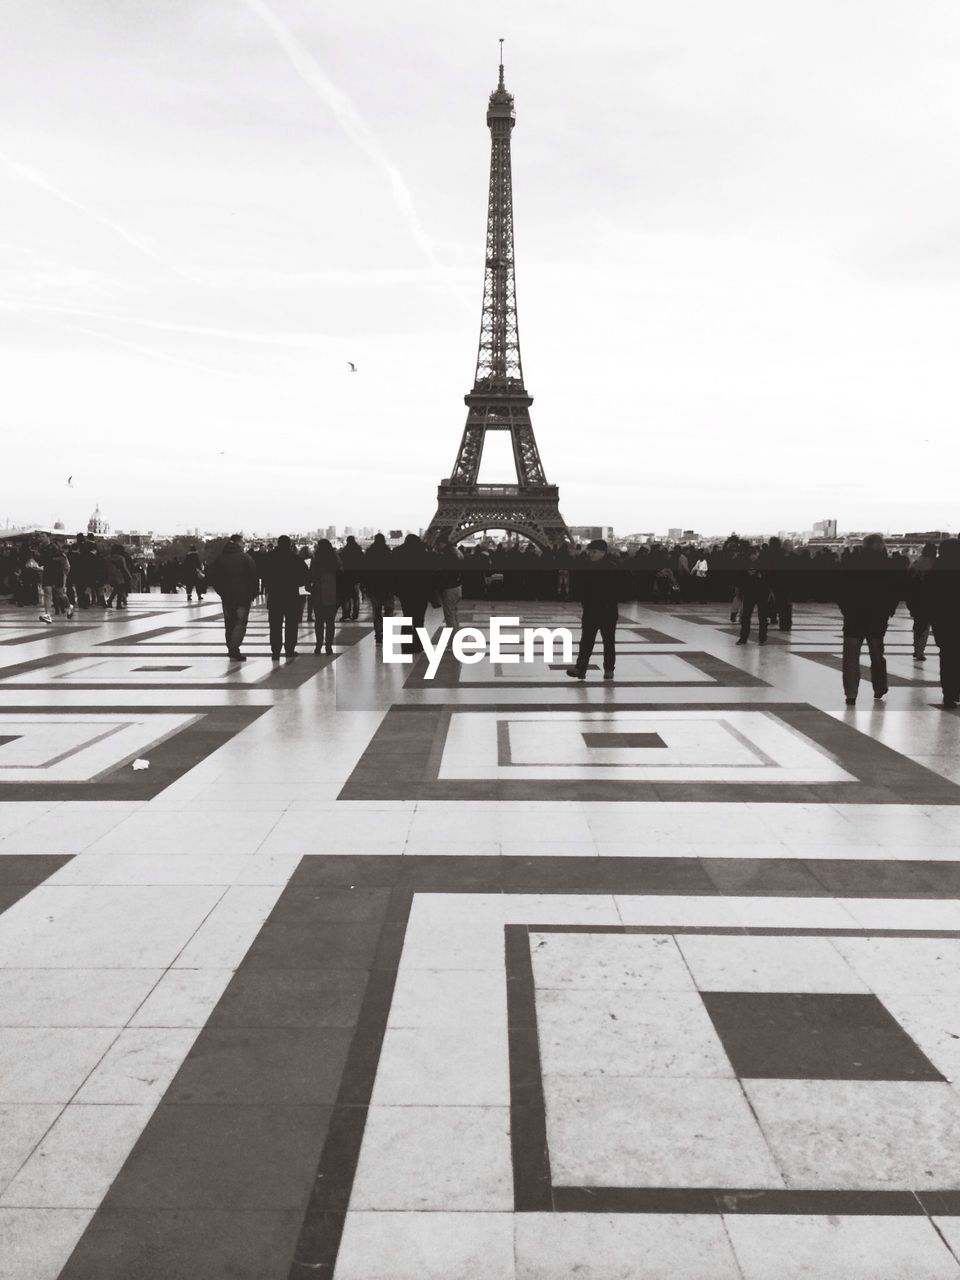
[{"left": 1, "top": 593, "right": 960, "bottom": 1278}]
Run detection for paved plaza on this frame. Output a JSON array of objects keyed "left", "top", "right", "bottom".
[{"left": 2, "top": 593, "right": 960, "bottom": 1278}]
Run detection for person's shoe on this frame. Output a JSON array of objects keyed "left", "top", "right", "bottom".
[
  {"left": 874, "top": 689, "right": 887, "bottom": 701},
  {"left": 736, "top": 638, "right": 747, "bottom": 645},
  {"left": 38, "top": 613, "right": 52, "bottom": 624},
  {"left": 758, "top": 638, "right": 767, "bottom": 645},
  {"left": 566, "top": 667, "right": 586, "bottom": 680},
  {"left": 845, "top": 697, "right": 856, "bottom": 706},
  {"left": 942, "top": 698, "right": 959, "bottom": 709},
  {"left": 228, "top": 650, "right": 246, "bottom": 662},
  {"left": 286, "top": 651, "right": 296, "bottom": 660},
  {"left": 325, "top": 644, "right": 333, "bottom": 654},
  {"left": 271, "top": 653, "right": 281, "bottom": 662},
  {"left": 66, "top": 605, "right": 74, "bottom": 619},
  {"left": 603, "top": 670, "right": 615, "bottom": 679},
  {"left": 914, "top": 654, "right": 926, "bottom": 662},
  {"left": 729, "top": 613, "right": 738, "bottom": 623},
  {"left": 314, "top": 645, "right": 322, "bottom": 655}
]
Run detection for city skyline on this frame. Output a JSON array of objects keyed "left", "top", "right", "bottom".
[{"left": 3, "top": 1, "right": 959, "bottom": 534}]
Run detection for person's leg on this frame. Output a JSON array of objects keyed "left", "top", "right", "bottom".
[
  {"left": 573, "top": 608, "right": 600, "bottom": 674},
  {"left": 223, "top": 603, "right": 238, "bottom": 654},
  {"left": 370, "top": 594, "right": 385, "bottom": 643},
  {"left": 600, "top": 606, "right": 618, "bottom": 675},
  {"left": 441, "top": 586, "right": 461, "bottom": 630},
  {"left": 40, "top": 585, "right": 53, "bottom": 620},
  {"left": 842, "top": 634, "right": 863, "bottom": 701},
  {"left": 322, "top": 605, "right": 336, "bottom": 650},
  {"left": 313, "top": 598, "right": 323, "bottom": 650},
  {"left": 913, "top": 618, "right": 930, "bottom": 659},
  {"left": 867, "top": 635, "right": 888, "bottom": 697},
  {"left": 410, "top": 601, "right": 427, "bottom": 653},
  {"left": 758, "top": 602, "right": 769, "bottom": 644},
  {"left": 230, "top": 603, "right": 250, "bottom": 655},
  {"left": 285, "top": 597, "right": 299, "bottom": 655},
  {"left": 778, "top": 592, "right": 793, "bottom": 631},
  {"left": 937, "top": 630, "right": 960, "bottom": 704},
  {"left": 738, "top": 600, "right": 754, "bottom": 642},
  {"left": 268, "top": 599, "right": 282, "bottom": 657}
]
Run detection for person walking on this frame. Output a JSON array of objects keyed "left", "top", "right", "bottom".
[
  {"left": 906, "top": 541, "right": 937, "bottom": 662},
  {"left": 392, "top": 533, "right": 434, "bottom": 655},
  {"left": 362, "top": 533, "right": 395, "bottom": 647},
  {"left": 691, "top": 553, "right": 709, "bottom": 603},
  {"left": 206, "top": 536, "right": 259, "bottom": 662},
  {"left": 925, "top": 538, "right": 960, "bottom": 709},
  {"left": 436, "top": 536, "right": 464, "bottom": 629},
  {"left": 339, "top": 535, "right": 364, "bottom": 621},
  {"left": 39, "top": 542, "right": 72, "bottom": 622},
  {"left": 735, "top": 546, "right": 771, "bottom": 645},
  {"left": 182, "top": 546, "right": 206, "bottom": 603},
  {"left": 836, "top": 534, "right": 902, "bottom": 706},
  {"left": 308, "top": 539, "right": 340, "bottom": 654},
  {"left": 263, "top": 535, "right": 309, "bottom": 660},
  {"left": 566, "top": 539, "right": 626, "bottom": 680},
  {"left": 105, "top": 544, "right": 133, "bottom": 609}
]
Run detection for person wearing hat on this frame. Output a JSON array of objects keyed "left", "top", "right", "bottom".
[{"left": 566, "top": 539, "right": 626, "bottom": 680}]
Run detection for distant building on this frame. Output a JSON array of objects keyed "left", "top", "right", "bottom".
[
  {"left": 667, "top": 527, "right": 683, "bottom": 541},
  {"left": 87, "top": 505, "right": 110, "bottom": 536},
  {"left": 569, "top": 526, "right": 615, "bottom": 544},
  {"left": 812, "top": 518, "right": 838, "bottom": 539}
]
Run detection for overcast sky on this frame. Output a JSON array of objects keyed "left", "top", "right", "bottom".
[{"left": 2, "top": 0, "right": 959, "bottom": 537}]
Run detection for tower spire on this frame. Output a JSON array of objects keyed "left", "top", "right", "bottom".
[{"left": 424, "top": 59, "right": 569, "bottom": 549}]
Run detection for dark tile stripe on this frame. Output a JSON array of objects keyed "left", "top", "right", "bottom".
[
  {"left": 505, "top": 925, "right": 553, "bottom": 1211},
  {"left": 0, "top": 855, "right": 72, "bottom": 914},
  {"left": 553, "top": 1187, "right": 927, "bottom": 1214}
]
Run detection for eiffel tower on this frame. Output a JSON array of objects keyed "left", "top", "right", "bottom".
[{"left": 425, "top": 49, "right": 569, "bottom": 548}]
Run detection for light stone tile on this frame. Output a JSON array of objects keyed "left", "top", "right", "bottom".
[
  {"left": 503, "top": 895, "right": 620, "bottom": 925},
  {"left": 745, "top": 1079, "right": 960, "bottom": 1188},
  {"left": 73, "top": 1027, "right": 199, "bottom": 1104},
  {"left": 0, "top": 1106, "right": 60, "bottom": 1194},
  {"left": 370, "top": 1026, "right": 510, "bottom": 1106},
  {"left": 349, "top": 1105, "right": 512, "bottom": 1210},
  {"left": 545, "top": 1076, "right": 783, "bottom": 1188},
  {"left": 677, "top": 935, "right": 868, "bottom": 993},
  {"left": 0, "top": 1208, "right": 94, "bottom": 1280},
  {"left": 127, "top": 967, "right": 234, "bottom": 1028},
  {"left": 515, "top": 1213, "right": 742, "bottom": 1280},
  {"left": 537, "top": 988, "right": 733, "bottom": 1078},
  {"left": 723, "top": 896, "right": 859, "bottom": 928},
  {"left": 0, "top": 969, "right": 162, "bottom": 1027},
  {"left": 0, "top": 885, "right": 225, "bottom": 969},
  {"left": 838, "top": 898, "right": 960, "bottom": 930},
  {"left": 832, "top": 938, "right": 960, "bottom": 995},
  {"left": 0, "top": 1104, "right": 153, "bottom": 1207},
  {"left": 335, "top": 1212, "right": 516, "bottom": 1280},
  {"left": 0, "top": 1028, "right": 117, "bottom": 1103},
  {"left": 614, "top": 895, "right": 741, "bottom": 927},
  {"left": 387, "top": 969, "right": 507, "bottom": 1029},
  {"left": 728, "top": 1215, "right": 960, "bottom": 1280},
  {"left": 530, "top": 932, "right": 696, "bottom": 992}
]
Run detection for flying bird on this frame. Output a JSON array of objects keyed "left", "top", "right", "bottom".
[
  {"left": 66, "top": 476, "right": 73, "bottom": 487},
  {"left": 347, "top": 361, "right": 357, "bottom": 373}
]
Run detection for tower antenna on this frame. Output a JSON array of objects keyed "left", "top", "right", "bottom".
[{"left": 498, "top": 38, "right": 505, "bottom": 87}]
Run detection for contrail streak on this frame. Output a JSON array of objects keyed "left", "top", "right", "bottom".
[
  {"left": 0, "top": 151, "right": 202, "bottom": 285},
  {"left": 0, "top": 297, "right": 349, "bottom": 351},
  {"left": 240, "top": 0, "right": 455, "bottom": 286}
]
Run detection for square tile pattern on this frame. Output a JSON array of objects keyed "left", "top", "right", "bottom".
[{"left": 56, "top": 858, "right": 960, "bottom": 1280}]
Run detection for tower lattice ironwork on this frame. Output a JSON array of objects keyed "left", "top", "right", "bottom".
[{"left": 425, "top": 52, "right": 569, "bottom": 548}]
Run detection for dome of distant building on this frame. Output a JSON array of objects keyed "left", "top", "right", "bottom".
[
  {"left": 87, "top": 505, "right": 110, "bottom": 536},
  {"left": 53, "top": 520, "right": 65, "bottom": 530}
]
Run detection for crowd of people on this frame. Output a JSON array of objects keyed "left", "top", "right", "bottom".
[{"left": 1, "top": 528, "right": 958, "bottom": 708}]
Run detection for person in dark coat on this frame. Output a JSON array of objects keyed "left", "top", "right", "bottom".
[
  {"left": 182, "top": 546, "right": 206, "bottom": 603},
  {"left": 836, "top": 534, "right": 902, "bottom": 705},
  {"left": 362, "top": 533, "right": 395, "bottom": 646},
  {"left": 735, "top": 546, "right": 771, "bottom": 644},
  {"left": 308, "top": 539, "right": 340, "bottom": 654},
  {"left": 392, "top": 534, "right": 435, "bottom": 655},
  {"left": 925, "top": 538, "right": 960, "bottom": 709},
  {"left": 206, "top": 537, "right": 260, "bottom": 661},
  {"left": 339, "top": 535, "right": 365, "bottom": 621},
  {"left": 262, "top": 535, "right": 309, "bottom": 659},
  {"left": 566, "top": 540, "right": 628, "bottom": 680}
]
